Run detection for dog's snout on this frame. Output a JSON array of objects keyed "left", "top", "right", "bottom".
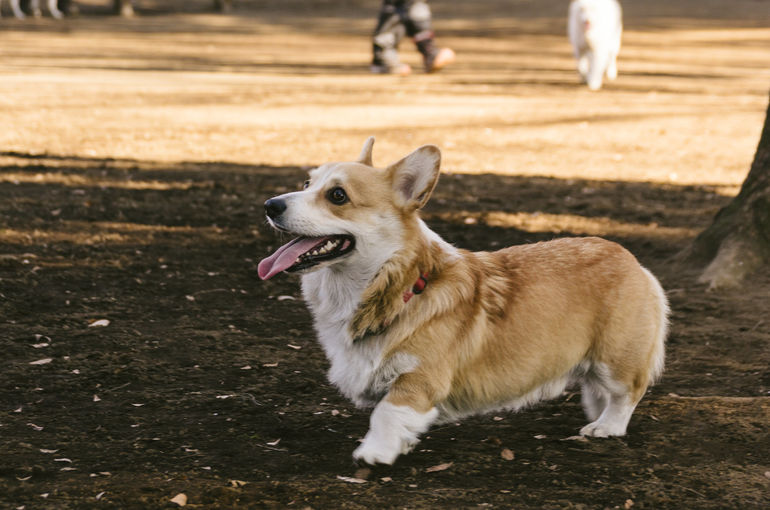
[{"left": 265, "top": 198, "right": 287, "bottom": 220}]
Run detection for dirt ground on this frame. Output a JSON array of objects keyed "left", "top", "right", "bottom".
[{"left": 1, "top": 1, "right": 769, "bottom": 508}]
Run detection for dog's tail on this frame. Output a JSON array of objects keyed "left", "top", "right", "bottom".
[{"left": 641, "top": 266, "right": 669, "bottom": 384}]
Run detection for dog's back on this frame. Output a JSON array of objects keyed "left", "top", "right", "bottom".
[{"left": 423, "top": 236, "right": 667, "bottom": 431}]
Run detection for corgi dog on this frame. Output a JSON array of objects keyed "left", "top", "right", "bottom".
[
  {"left": 1, "top": 0, "right": 63, "bottom": 19},
  {"left": 259, "top": 138, "right": 667, "bottom": 465},
  {"left": 568, "top": 0, "right": 622, "bottom": 90}
]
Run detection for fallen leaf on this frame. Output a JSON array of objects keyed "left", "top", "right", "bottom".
[
  {"left": 216, "top": 395, "right": 233, "bottom": 399},
  {"left": 27, "top": 423, "right": 44, "bottom": 431},
  {"left": 534, "top": 434, "right": 547, "bottom": 439},
  {"left": 29, "top": 358, "right": 53, "bottom": 366},
  {"left": 561, "top": 435, "right": 589, "bottom": 443},
  {"left": 380, "top": 477, "right": 393, "bottom": 483},
  {"left": 266, "top": 439, "right": 281, "bottom": 446},
  {"left": 54, "top": 458, "right": 72, "bottom": 463},
  {"left": 277, "top": 295, "right": 296, "bottom": 301},
  {"left": 32, "top": 343, "right": 49, "bottom": 349},
  {"left": 354, "top": 468, "right": 371, "bottom": 480},
  {"left": 89, "top": 319, "right": 110, "bottom": 328},
  {"left": 40, "top": 449, "right": 59, "bottom": 454},
  {"left": 170, "top": 493, "right": 187, "bottom": 507},
  {"left": 501, "top": 448, "right": 515, "bottom": 461},
  {"left": 336, "top": 475, "right": 367, "bottom": 484},
  {"left": 287, "top": 344, "right": 302, "bottom": 350},
  {"left": 229, "top": 480, "right": 248, "bottom": 488},
  {"left": 95, "top": 492, "right": 106, "bottom": 501},
  {"left": 492, "top": 416, "right": 504, "bottom": 421},
  {"left": 425, "top": 462, "right": 453, "bottom": 473},
  {"left": 93, "top": 395, "right": 101, "bottom": 402},
  {"left": 262, "top": 363, "right": 278, "bottom": 367},
  {"left": 624, "top": 499, "right": 635, "bottom": 509},
  {"left": 16, "top": 476, "right": 32, "bottom": 481},
  {"left": 60, "top": 467, "right": 77, "bottom": 472},
  {"left": 131, "top": 403, "right": 145, "bottom": 407}
]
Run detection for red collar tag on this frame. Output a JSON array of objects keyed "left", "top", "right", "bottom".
[{"left": 403, "top": 272, "right": 429, "bottom": 303}]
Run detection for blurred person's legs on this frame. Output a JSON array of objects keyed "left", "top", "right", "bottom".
[{"left": 371, "top": 0, "right": 454, "bottom": 75}]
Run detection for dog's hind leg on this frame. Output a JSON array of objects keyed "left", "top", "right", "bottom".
[
  {"left": 606, "top": 50, "right": 618, "bottom": 81},
  {"left": 9, "top": 0, "right": 26, "bottom": 18},
  {"left": 577, "top": 52, "right": 590, "bottom": 83},
  {"left": 29, "top": 0, "right": 41, "bottom": 17},
  {"left": 580, "top": 393, "right": 638, "bottom": 438},
  {"left": 579, "top": 361, "right": 640, "bottom": 437},
  {"left": 47, "top": 0, "right": 63, "bottom": 18},
  {"left": 580, "top": 381, "right": 609, "bottom": 422}
]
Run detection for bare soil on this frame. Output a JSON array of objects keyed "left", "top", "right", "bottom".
[{"left": 1, "top": 1, "right": 769, "bottom": 508}]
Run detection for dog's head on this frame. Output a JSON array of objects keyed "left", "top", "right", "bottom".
[{"left": 258, "top": 138, "right": 441, "bottom": 280}]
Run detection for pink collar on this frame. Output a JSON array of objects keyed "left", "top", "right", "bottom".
[{"left": 403, "top": 272, "right": 429, "bottom": 303}]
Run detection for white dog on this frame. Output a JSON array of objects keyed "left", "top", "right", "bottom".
[
  {"left": 259, "top": 139, "right": 667, "bottom": 465},
  {"left": 568, "top": 0, "right": 622, "bottom": 90},
  {"left": 1, "top": 0, "right": 63, "bottom": 19}
]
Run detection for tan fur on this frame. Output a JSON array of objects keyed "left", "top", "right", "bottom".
[
  {"left": 263, "top": 139, "right": 668, "bottom": 463},
  {"left": 339, "top": 150, "right": 662, "bottom": 419},
  {"left": 372, "top": 237, "right": 664, "bottom": 415}
]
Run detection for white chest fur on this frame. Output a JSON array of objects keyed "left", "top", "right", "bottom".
[{"left": 301, "top": 268, "right": 417, "bottom": 407}]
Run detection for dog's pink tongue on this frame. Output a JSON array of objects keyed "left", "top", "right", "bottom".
[{"left": 258, "top": 237, "right": 327, "bottom": 280}]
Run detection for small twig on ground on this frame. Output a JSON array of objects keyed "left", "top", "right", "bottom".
[{"left": 243, "top": 393, "right": 263, "bottom": 406}]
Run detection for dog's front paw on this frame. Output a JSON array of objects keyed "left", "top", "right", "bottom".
[{"left": 353, "top": 438, "right": 401, "bottom": 466}]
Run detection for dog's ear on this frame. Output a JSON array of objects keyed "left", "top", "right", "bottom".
[
  {"left": 387, "top": 145, "right": 441, "bottom": 210},
  {"left": 357, "top": 136, "right": 375, "bottom": 166}
]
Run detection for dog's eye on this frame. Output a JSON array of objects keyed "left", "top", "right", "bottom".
[
  {"left": 302, "top": 180, "right": 310, "bottom": 189},
  {"left": 327, "top": 187, "right": 348, "bottom": 205}
]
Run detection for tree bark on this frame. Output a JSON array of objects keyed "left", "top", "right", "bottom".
[{"left": 681, "top": 91, "right": 770, "bottom": 289}]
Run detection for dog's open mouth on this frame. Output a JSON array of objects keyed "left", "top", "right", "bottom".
[{"left": 258, "top": 235, "right": 355, "bottom": 280}]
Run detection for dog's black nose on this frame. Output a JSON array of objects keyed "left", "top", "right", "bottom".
[{"left": 265, "top": 198, "right": 287, "bottom": 219}]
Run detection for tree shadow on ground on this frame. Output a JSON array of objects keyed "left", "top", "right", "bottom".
[{"left": 1, "top": 154, "right": 767, "bottom": 509}]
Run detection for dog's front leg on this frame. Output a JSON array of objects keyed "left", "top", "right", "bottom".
[
  {"left": 353, "top": 399, "right": 438, "bottom": 465},
  {"left": 353, "top": 373, "right": 442, "bottom": 465}
]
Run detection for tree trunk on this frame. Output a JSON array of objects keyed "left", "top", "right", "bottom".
[{"left": 681, "top": 91, "right": 770, "bottom": 289}]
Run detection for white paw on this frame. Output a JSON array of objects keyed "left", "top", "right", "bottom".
[
  {"left": 352, "top": 437, "right": 401, "bottom": 466},
  {"left": 580, "top": 421, "right": 626, "bottom": 438}
]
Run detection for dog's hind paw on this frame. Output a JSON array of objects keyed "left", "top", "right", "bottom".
[{"left": 580, "top": 421, "right": 626, "bottom": 438}]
